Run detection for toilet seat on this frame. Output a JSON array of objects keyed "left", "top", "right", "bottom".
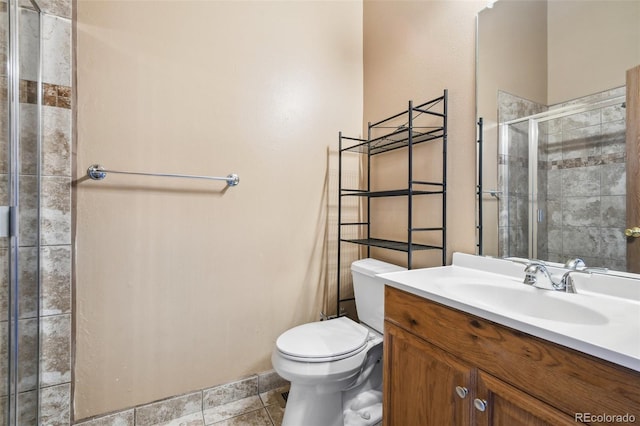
[{"left": 276, "top": 317, "right": 370, "bottom": 362}]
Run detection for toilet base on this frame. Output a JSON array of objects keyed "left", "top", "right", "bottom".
[
  {"left": 281, "top": 351, "right": 384, "bottom": 426},
  {"left": 281, "top": 382, "right": 344, "bottom": 426},
  {"left": 342, "top": 353, "right": 383, "bottom": 426}
]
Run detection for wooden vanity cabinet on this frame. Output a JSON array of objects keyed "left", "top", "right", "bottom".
[
  {"left": 383, "top": 286, "right": 640, "bottom": 426},
  {"left": 384, "top": 322, "right": 473, "bottom": 425},
  {"left": 475, "top": 369, "right": 577, "bottom": 425}
]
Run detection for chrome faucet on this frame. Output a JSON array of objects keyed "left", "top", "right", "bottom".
[
  {"left": 555, "top": 270, "right": 579, "bottom": 293},
  {"left": 523, "top": 262, "right": 577, "bottom": 293},
  {"left": 523, "top": 262, "right": 556, "bottom": 290},
  {"left": 523, "top": 262, "right": 608, "bottom": 294},
  {"left": 555, "top": 268, "right": 606, "bottom": 293}
]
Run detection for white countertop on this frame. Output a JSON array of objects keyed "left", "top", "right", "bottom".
[{"left": 379, "top": 253, "right": 640, "bottom": 372}]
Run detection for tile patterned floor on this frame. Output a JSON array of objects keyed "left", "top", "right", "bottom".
[
  {"left": 74, "top": 371, "right": 383, "bottom": 426},
  {"left": 74, "top": 371, "right": 288, "bottom": 426},
  {"left": 149, "top": 385, "right": 288, "bottom": 426}
]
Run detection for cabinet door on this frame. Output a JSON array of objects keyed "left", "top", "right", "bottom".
[
  {"left": 475, "top": 370, "right": 582, "bottom": 426},
  {"left": 383, "top": 321, "right": 473, "bottom": 426}
]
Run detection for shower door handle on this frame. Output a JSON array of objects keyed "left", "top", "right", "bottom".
[{"left": 0, "top": 206, "right": 10, "bottom": 238}]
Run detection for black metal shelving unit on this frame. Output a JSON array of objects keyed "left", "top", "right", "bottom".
[{"left": 336, "top": 90, "right": 448, "bottom": 316}]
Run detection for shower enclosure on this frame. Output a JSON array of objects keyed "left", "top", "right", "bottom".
[
  {"left": 1, "top": 0, "right": 43, "bottom": 424},
  {"left": 498, "top": 88, "right": 627, "bottom": 270}
]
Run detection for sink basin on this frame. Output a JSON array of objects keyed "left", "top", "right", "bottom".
[
  {"left": 439, "top": 281, "right": 609, "bottom": 325},
  {"left": 378, "top": 253, "right": 640, "bottom": 371}
]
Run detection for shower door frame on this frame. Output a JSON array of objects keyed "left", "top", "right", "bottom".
[
  {"left": 4, "top": 0, "right": 43, "bottom": 424},
  {"left": 627, "top": 65, "right": 640, "bottom": 273},
  {"left": 500, "top": 94, "right": 626, "bottom": 261}
]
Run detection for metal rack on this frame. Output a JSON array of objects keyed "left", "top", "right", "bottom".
[{"left": 337, "top": 90, "right": 448, "bottom": 316}]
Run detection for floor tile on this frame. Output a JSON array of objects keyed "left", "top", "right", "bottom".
[
  {"left": 210, "top": 408, "right": 273, "bottom": 426},
  {"left": 259, "top": 385, "right": 288, "bottom": 408},
  {"left": 135, "top": 392, "right": 202, "bottom": 426},
  {"left": 257, "top": 371, "right": 288, "bottom": 394},
  {"left": 153, "top": 412, "right": 205, "bottom": 426},
  {"left": 74, "top": 410, "right": 134, "bottom": 426},
  {"left": 203, "top": 396, "right": 263, "bottom": 425},
  {"left": 264, "top": 404, "right": 284, "bottom": 426},
  {"left": 203, "top": 376, "right": 258, "bottom": 410}
]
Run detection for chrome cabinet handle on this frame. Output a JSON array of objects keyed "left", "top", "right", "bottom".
[
  {"left": 474, "top": 398, "right": 488, "bottom": 412},
  {"left": 455, "top": 386, "right": 468, "bottom": 399}
]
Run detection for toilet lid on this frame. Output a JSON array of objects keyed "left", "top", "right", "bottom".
[{"left": 276, "top": 317, "right": 370, "bottom": 362}]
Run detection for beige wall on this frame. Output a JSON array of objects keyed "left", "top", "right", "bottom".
[
  {"left": 75, "top": 0, "right": 529, "bottom": 419},
  {"left": 548, "top": 0, "right": 640, "bottom": 104},
  {"left": 74, "top": 0, "right": 362, "bottom": 419},
  {"left": 363, "top": 0, "right": 485, "bottom": 268}
]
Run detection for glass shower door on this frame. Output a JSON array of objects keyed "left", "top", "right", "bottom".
[
  {"left": 499, "top": 91, "right": 627, "bottom": 270},
  {"left": 498, "top": 118, "right": 531, "bottom": 259},
  {"left": 1, "top": 0, "right": 42, "bottom": 424}
]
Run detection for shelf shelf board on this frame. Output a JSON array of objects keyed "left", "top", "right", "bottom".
[
  {"left": 340, "top": 238, "right": 443, "bottom": 252},
  {"left": 341, "top": 127, "right": 445, "bottom": 156},
  {"left": 411, "top": 227, "right": 445, "bottom": 232},
  {"left": 341, "top": 189, "right": 444, "bottom": 197}
]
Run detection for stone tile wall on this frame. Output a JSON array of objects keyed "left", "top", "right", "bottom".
[
  {"left": 37, "top": 1, "right": 73, "bottom": 422},
  {"left": 544, "top": 87, "right": 627, "bottom": 270},
  {"left": 0, "top": 0, "right": 72, "bottom": 423}
]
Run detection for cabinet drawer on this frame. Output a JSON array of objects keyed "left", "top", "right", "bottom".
[{"left": 384, "top": 285, "right": 640, "bottom": 423}]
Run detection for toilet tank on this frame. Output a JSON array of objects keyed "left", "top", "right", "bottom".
[{"left": 351, "top": 258, "right": 406, "bottom": 334}]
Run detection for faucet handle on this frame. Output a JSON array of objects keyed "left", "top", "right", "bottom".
[
  {"left": 558, "top": 271, "right": 578, "bottom": 293},
  {"left": 564, "top": 258, "right": 586, "bottom": 270},
  {"left": 557, "top": 267, "right": 607, "bottom": 293},
  {"left": 523, "top": 264, "right": 537, "bottom": 285},
  {"left": 523, "top": 263, "right": 549, "bottom": 286}
]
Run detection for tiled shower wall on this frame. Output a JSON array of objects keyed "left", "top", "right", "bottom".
[
  {"left": 0, "top": 0, "right": 72, "bottom": 423},
  {"left": 497, "top": 88, "right": 627, "bottom": 270},
  {"left": 544, "top": 87, "right": 627, "bottom": 270},
  {"left": 35, "top": 3, "right": 73, "bottom": 421}
]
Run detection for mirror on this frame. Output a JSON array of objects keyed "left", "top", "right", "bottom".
[{"left": 476, "top": 0, "right": 640, "bottom": 272}]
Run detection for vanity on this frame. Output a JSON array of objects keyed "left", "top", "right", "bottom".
[{"left": 380, "top": 253, "right": 640, "bottom": 425}]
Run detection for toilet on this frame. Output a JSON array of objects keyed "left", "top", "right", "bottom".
[{"left": 272, "top": 258, "right": 405, "bottom": 426}]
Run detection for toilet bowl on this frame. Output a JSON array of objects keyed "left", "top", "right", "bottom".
[{"left": 272, "top": 258, "right": 405, "bottom": 426}]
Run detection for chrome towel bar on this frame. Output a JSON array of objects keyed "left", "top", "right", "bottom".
[{"left": 86, "top": 164, "right": 240, "bottom": 186}]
